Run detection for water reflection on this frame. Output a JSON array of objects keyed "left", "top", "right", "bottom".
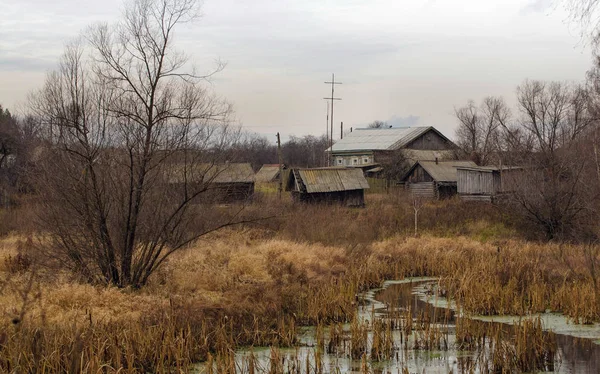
[{"left": 196, "top": 278, "right": 600, "bottom": 373}]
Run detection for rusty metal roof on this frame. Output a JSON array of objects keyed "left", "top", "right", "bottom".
[{"left": 296, "top": 168, "right": 369, "bottom": 193}]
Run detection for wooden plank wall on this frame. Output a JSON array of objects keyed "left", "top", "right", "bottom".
[
  {"left": 409, "top": 182, "right": 436, "bottom": 198},
  {"left": 457, "top": 169, "right": 495, "bottom": 195}
]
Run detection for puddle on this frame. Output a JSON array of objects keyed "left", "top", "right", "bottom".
[{"left": 194, "top": 278, "right": 600, "bottom": 373}]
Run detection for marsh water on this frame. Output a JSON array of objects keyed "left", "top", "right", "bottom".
[{"left": 196, "top": 278, "right": 600, "bottom": 373}]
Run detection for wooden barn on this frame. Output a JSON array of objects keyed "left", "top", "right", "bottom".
[
  {"left": 401, "top": 160, "right": 477, "bottom": 199},
  {"left": 255, "top": 164, "right": 286, "bottom": 183},
  {"left": 285, "top": 168, "right": 370, "bottom": 207},
  {"left": 327, "top": 126, "right": 458, "bottom": 168},
  {"left": 457, "top": 166, "right": 523, "bottom": 202},
  {"left": 169, "top": 162, "right": 255, "bottom": 203}
]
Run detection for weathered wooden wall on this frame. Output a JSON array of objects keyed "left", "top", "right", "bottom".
[
  {"left": 291, "top": 189, "right": 365, "bottom": 207},
  {"left": 408, "top": 182, "right": 436, "bottom": 198},
  {"left": 333, "top": 153, "right": 374, "bottom": 167},
  {"left": 457, "top": 169, "right": 501, "bottom": 195},
  {"left": 406, "top": 165, "right": 433, "bottom": 183},
  {"left": 405, "top": 129, "right": 452, "bottom": 150}
]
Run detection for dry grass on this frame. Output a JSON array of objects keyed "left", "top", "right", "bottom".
[{"left": 0, "top": 193, "right": 598, "bottom": 371}]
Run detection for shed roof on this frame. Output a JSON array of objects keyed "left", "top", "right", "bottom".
[
  {"left": 255, "top": 164, "right": 283, "bottom": 182},
  {"left": 327, "top": 126, "right": 452, "bottom": 153},
  {"left": 290, "top": 168, "right": 370, "bottom": 193},
  {"left": 170, "top": 163, "right": 255, "bottom": 184},
  {"left": 404, "top": 160, "right": 477, "bottom": 182},
  {"left": 455, "top": 165, "right": 523, "bottom": 173}
]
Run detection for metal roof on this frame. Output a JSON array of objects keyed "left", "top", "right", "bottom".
[
  {"left": 255, "top": 165, "right": 282, "bottom": 182},
  {"left": 328, "top": 127, "right": 439, "bottom": 153},
  {"left": 416, "top": 160, "right": 477, "bottom": 182},
  {"left": 295, "top": 168, "right": 370, "bottom": 193}
]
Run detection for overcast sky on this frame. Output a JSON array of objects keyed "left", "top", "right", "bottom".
[{"left": 0, "top": 0, "right": 594, "bottom": 141}]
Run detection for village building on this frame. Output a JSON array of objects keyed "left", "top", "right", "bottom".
[
  {"left": 255, "top": 164, "right": 286, "bottom": 183},
  {"left": 456, "top": 166, "right": 523, "bottom": 202},
  {"left": 326, "top": 126, "right": 458, "bottom": 169},
  {"left": 285, "top": 168, "right": 369, "bottom": 207},
  {"left": 401, "top": 160, "right": 477, "bottom": 199},
  {"left": 170, "top": 162, "right": 255, "bottom": 203}
]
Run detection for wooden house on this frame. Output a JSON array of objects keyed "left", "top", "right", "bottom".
[
  {"left": 457, "top": 166, "right": 523, "bottom": 202},
  {"left": 327, "top": 126, "right": 458, "bottom": 168},
  {"left": 401, "top": 160, "right": 477, "bottom": 199},
  {"left": 285, "top": 168, "right": 370, "bottom": 207},
  {"left": 169, "top": 162, "right": 255, "bottom": 203}
]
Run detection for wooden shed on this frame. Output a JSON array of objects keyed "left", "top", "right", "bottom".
[
  {"left": 169, "top": 162, "right": 255, "bottom": 203},
  {"left": 457, "top": 166, "right": 522, "bottom": 202},
  {"left": 255, "top": 164, "right": 285, "bottom": 183},
  {"left": 285, "top": 168, "right": 370, "bottom": 207},
  {"left": 401, "top": 160, "right": 477, "bottom": 199}
]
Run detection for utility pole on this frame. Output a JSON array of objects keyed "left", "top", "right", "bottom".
[
  {"left": 277, "top": 132, "right": 283, "bottom": 200},
  {"left": 324, "top": 73, "right": 342, "bottom": 166},
  {"left": 341, "top": 121, "right": 344, "bottom": 140},
  {"left": 325, "top": 101, "right": 329, "bottom": 166}
]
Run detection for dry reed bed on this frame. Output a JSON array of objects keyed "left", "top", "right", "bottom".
[
  {"left": 0, "top": 231, "right": 362, "bottom": 372},
  {"left": 1, "top": 223, "right": 599, "bottom": 372},
  {"left": 371, "top": 236, "right": 600, "bottom": 322}
]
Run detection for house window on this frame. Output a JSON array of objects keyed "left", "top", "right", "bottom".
[
  {"left": 363, "top": 158, "right": 369, "bottom": 164},
  {"left": 353, "top": 159, "right": 358, "bottom": 165},
  {"left": 337, "top": 159, "right": 342, "bottom": 165}
]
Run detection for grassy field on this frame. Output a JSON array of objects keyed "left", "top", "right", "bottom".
[{"left": 0, "top": 193, "right": 598, "bottom": 372}]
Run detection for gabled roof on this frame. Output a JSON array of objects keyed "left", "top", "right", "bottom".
[
  {"left": 208, "top": 163, "right": 255, "bottom": 183},
  {"left": 287, "top": 168, "right": 370, "bottom": 193},
  {"left": 327, "top": 126, "right": 453, "bottom": 153},
  {"left": 255, "top": 164, "right": 284, "bottom": 182},
  {"left": 403, "top": 160, "right": 477, "bottom": 182},
  {"left": 170, "top": 163, "right": 255, "bottom": 184}
]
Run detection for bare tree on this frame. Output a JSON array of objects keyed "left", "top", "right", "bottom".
[
  {"left": 505, "top": 80, "right": 598, "bottom": 240},
  {"left": 516, "top": 80, "right": 594, "bottom": 156},
  {"left": 367, "top": 120, "right": 389, "bottom": 129},
  {"left": 28, "top": 0, "right": 243, "bottom": 288},
  {"left": 454, "top": 97, "right": 509, "bottom": 165},
  {"left": 282, "top": 134, "right": 328, "bottom": 168},
  {"left": 567, "top": 0, "right": 600, "bottom": 47},
  {"left": 229, "top": 133, "right": 277, "bottom": 170}
]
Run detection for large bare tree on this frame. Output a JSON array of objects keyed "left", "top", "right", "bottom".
[
  {"left": 454, "top": 96, "right": 509, "bottom": 165},
  {"left": 506, "top": 80, "right": 597, "bottom": 240},
  {"left": 29, "top": 0, "right": 242, "bottom": 288}
]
